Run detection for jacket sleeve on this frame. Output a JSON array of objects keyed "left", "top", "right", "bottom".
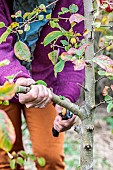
[
  {"left": 0, "top": 1, "right": 31, "bottom": 85},
  {"left": 54, "top": 0, "right": 85, "bottom": 102}
]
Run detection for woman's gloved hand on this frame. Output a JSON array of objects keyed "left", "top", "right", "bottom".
[{"left": 16, "top": 77, "right": 52, "bottom": 108}]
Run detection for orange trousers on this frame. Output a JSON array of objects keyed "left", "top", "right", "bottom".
[{"left": 0, "top": 102, "right": 65, "bottom": 170}]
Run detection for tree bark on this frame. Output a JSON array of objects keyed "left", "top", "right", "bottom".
[{"left": 80, "top": 0, "right": 95, "bottom": 169}]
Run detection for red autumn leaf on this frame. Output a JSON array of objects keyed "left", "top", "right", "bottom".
[
  {"left": 69, "top": 13, "right": 85, "bottom": 23},
  {"left": 102, "top": 86, "right": 109, "bottom": 96},
  {"left": 93, "top": 55, "right": 113, "bottom": 72},
  {"left": 0, "top": 81, "right": 17, "bottom": 100},
  {"left": 100, "top": 0, "right": 113, "bottom": 12}
]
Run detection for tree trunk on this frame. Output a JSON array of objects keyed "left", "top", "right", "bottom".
[{"left": 80, "top": 1, "right": 95, "bottom": 169}]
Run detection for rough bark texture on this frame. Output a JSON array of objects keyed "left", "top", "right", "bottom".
[{"left": 80, "top": 0, "right": 95, "bottom": 169}]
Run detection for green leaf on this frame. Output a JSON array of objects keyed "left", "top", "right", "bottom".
[
  {"left": 29, "top": 154, "right": 36, "bottom": 161},
  {"left": 10, "top": 159, "right": 16, "bottom": 170},
  {"left": 35, "top": 80, "right": 47, "bottom": 86},
  {"left": 98, "top": 70, "right": 106, "bottom": 76},
  {"left": 50, "top": 21, "right": 56, "bottom": 28},
  {"left": 61, "top": 7, "right": 69, "bottom": 14},
  {"left": 108, "top": 76, "right": 113, "bottom": 80},
  {"left": 60, "top": 40, "right": 69, "bottom": 46},
  {"left": 18, "top": 30, "right": 23, "bottom": 34},
  {"left": 0, "top": 101, "right": 2, "bottom": 105},
  {"left": 39, "top": 4, "right": 46, "bottom": 11},
  {"left": 16, "top": 157, "right": 24, "bottom": 166},
  {"left": 0, "top": 22, "right": 5, "bottom": 28},
  {"left": 46, "top": 13, "right": 51, "bottom": 20},
  {"left": 19, "top": 150, "right": 27, "bottom": 159},
  {"left": 37, "top": 157, "right": 46, "bottom": 167},
  {"left": 104, "top": 95, "right": 112, "bottom": 102},
  {"left": 38, "top": 15, "right": 44, "bottom": 20},
  {"left": 93, "top": 22, "right": 101, "bottom": 28},
  {"left": 48, "top": 50, "right": 58, "bottom": 65},
  {"left": 0, "top": 59, "right": 10, "bottom": 67},
  {"left": 65, "top": 45, "right": 71, "bottom": 51},
  {"left": 69, "top": 4, "right": 78, "bottom": 13},
  {"left": 58, "top": 12, "right": 64, "bottom": 15},
  {"left": 24, "top": 24, "right": 30, "bottom": 32},
  {"left": 105, "top": 36, "right": 113, "bottom": 40},
  {"left": 59, "top": 95, "right": 65, "bottom": 100},
  {"left": 54, "top": 59, "right": 65, "bottom": 77},
  {"left": 14, "top": 40, "right": 31, "bottom": 62},
  {"left": 0, "top": 110, "right": 16, "bottom": 152},
  {"left": 43, "top": 31, "right": 63, "bottom": 46},
  {"left": 107, "top": 103, "right": 113, "bottom": 113},
  {"left": 15, "top": 10, "right": 22, "bottom": 18},
  {"left": 3, "top": 100, "right": 9, "bottom": 105}
]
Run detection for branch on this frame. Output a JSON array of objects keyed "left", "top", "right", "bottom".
[
  {"left": 94, "top": 41, "right": 112, "bottom": 57},
  {"left": 91, "top": 100, "right": 106, "bottom": 109},
  {"left": 17, "top": 86, "right": 84, "bottom": 119},
  {"left": 15, "top": 0, "right": 59, "bottom": 31}
]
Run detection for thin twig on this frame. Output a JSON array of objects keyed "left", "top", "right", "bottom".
[
  {"left": 92, "top": 101, "right": 106, "bottom": 109},
  {"left": 16, "top": 0, "right": 59, "bottom": 30},
  {"left": 77, "top": 83, "right": 88, "bottom": 92},
  {"left": 95, "top": 76, "right": 106, "bottom": 83},
  {"left": 94, "top": 41, "right": 112, "bottom": 57}
]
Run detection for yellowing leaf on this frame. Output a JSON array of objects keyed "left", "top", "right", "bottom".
[
  {"left": 14, "top": 40, "right": 31, "bottom": 62},
  {"left": 102, "top": 16, "right": 109, "bottom": 24},
  {"left": 48, "top": 50, "right": 58, "bottom": 65},
  {"left": 0, "top": 28, "right": 12, "bottom": 44},
  {"left": 10, "top": 22, "right": 19, "bottom": 29},
  {"left": 106, "top": 44, "right": 113, "bottom": 51},
  {"left": 0, "top": 109, "right": 16, "bottom": 152},
  {"left": 70, "top": 38, "right": 77, "bottom": 44},
  {"left": 0, "top": 81, "right": 17, "bottom": 100},
  {"left": 23, "top": 12, "right": 31, "bottom": 19}
]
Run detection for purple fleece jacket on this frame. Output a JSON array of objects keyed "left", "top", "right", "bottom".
[{"left": 0, "top": 0, "right": 84, "bottom": 102}]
